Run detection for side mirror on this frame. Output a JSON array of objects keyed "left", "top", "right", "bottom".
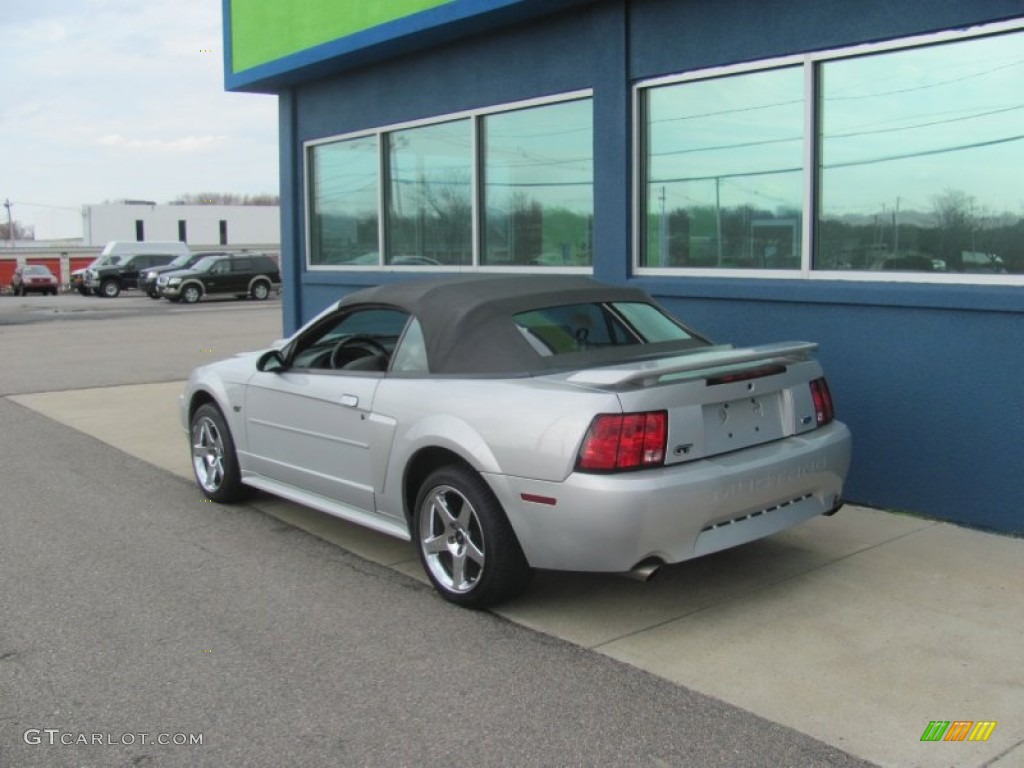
[{"left": 256, "top": 349, "right": 286, "bottom": 373}]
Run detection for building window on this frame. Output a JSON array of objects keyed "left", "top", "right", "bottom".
[
  {"left": 178, "top": 220, "right": 187, "bottom": 242},
  {"left": 135, "top": 220, "right": 144, "bottom": 241},
  {"left": 641, "top": 67, "right": 804, "bottom": 270},
  {"left": 817, "top": 31, "right": 1024, "bottom": 275},
  {"left": 385, "top": 119, "right": 472, "bottom": 266},
  {"left": 636, "top": 23, "right": 1024, "bottom": 281},
  {"left": 219, "top": 220, "right": 228, "bottom": 245},
  {"left": 305, "top": 93, "right": 593, "bottom": 270},
  {"left": 308, "top": 136, "right": 379, "bottom": 266},
  {"left": 482, "top": 99, "right": 593, "bottom": 266}
]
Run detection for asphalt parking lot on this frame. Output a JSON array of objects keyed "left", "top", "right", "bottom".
[{"left": 1, "top": 292, "right": 1021, "bottom": 767}]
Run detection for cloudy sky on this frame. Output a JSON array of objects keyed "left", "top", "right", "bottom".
[{"left": 2, "top": 0, "right": 279, "bottom": 240}]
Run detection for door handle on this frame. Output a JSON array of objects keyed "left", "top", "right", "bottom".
[{"left": 340, "top": 394, "right": 359, "bottom": 407}]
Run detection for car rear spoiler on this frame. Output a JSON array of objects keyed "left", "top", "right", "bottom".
[{"left": 566, "top": 341, "right": 819, "bottom": 388}]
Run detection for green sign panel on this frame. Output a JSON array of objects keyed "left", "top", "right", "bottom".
[{"left": 230, "top": 0, "right": 453, "bottom": 73}]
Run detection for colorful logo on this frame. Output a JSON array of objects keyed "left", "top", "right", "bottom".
[{"left": 920, "top": 721, "right": 996, "bottom": 742}]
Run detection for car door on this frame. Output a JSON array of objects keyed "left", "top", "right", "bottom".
[
  {"left": 242, "top": 307, "right": 410, "bottom": 513},
  {"left": 122, "top": 255, "right": 150, "bottom": 289},
  {"left": 229, "top": 257, "right": 254, "bottom": 294},
  {"left": 201, "top": 258, "right": 233, "bottom": 294}
]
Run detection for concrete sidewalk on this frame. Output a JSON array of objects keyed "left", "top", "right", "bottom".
[{"left": 9, "top": 382, "right": 1023, "bottom": 768}]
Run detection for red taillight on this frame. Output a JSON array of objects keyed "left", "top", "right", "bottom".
[
  {"left": 577, "top": 411, "right": 667, "bottom": 472},
  {"left": 809, "top": 378, "right": 834, "bottom": 426}
]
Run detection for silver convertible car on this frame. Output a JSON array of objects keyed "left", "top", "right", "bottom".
[{"left": 180, "top": 276, "right": 851, "bottom": 607}]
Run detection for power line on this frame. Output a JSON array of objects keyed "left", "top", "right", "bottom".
[
  {"left": 649, "top": 132, "right": 1024, "bottom": 185},
  {"left": 10, "top": 201, "right": 82, "bottom": 212}
]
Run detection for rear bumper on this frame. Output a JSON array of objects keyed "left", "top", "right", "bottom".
[{"left": 484, "top": 421, "right": 851, "bottom": 572}]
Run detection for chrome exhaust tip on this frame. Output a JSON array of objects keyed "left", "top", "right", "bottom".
[{"left": 624, "top": 559, "right": 663, "bottom": 582}]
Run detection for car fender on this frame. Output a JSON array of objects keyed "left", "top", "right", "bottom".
[
  {"left": 181, "top": 363, "right": 254, "bottom": 454},
  {"left": 372, "top": 413, "right": 500, "bottom": 523},
  {"left": 179, "top": 278, "right": 205, "bottom": 295},
  {"left": 393, "top": 413, "right": 502, "bottom": 476},
  {"left": 247, "top": 275, "right": 274, "bottom": 292}
]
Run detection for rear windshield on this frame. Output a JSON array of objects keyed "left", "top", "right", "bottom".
[{"left": 514, "top": 301, "right": 695, "bottom": 357}]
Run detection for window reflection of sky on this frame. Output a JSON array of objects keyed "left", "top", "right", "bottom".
[
  {"left": 642, "top": 29, "right": 1023, "bottom": 272},
  {"left": 821, "top": 32, "right": 1023, "bottom": 217}
]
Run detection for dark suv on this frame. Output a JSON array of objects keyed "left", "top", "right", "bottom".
[
  {"left": 157, "top": 253, "right": 280, "bottom": 304},
  {"left": 139, "top": 251, "right": 231, "bottom": 298},
  {"left": 85, "top": 253, "right": 177, "bottom": 298}
]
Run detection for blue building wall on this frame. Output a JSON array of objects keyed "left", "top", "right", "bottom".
[{"left": 276, "top": 0, "right": 1024, "bottom": 532}]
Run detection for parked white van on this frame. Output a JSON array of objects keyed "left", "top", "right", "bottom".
[{"left": 99, "top": 241, "right": 191, "bottom": 259}]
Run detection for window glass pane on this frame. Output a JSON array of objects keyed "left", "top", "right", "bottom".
[
  {"left": 817, "top": 31, "right": 1024, "bottom": 274},
  {"left": 642, "top": 67, "right": 804, "bottom": 269},
  {"left": 513, "top": 301, "right": 693, "bottom": 356},
  {"left": 391, "top": 318, "right": 429, "bottom": 373},
  {"left": 308, "top": 137, "right": 379, "bottom": 266},
  {"left": 612, "top": 302, "right": 694, "bottom": 342},
  {"left": 386, "top": 120, "right": 472, "bottom": 266},
  {"left": 482, "top": 99, "right": 593, "bottom": 266},
  {"left": 291, "top": 309, "right": 409, "bottom": 369}
]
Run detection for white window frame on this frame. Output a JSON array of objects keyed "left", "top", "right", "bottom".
[
  {"left": 632, "top": 17, "right": 1024, "bottom": 286},
  {"left": 304, "top": 89, "right": 594, "bottom": 274}
]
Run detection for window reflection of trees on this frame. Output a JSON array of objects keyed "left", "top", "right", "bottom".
[
  {"left": 642, "top": 29, "right": 1024, "bottom": 275},
  {"left": 389, "top": 169, "right": 472, "bottom": 265}
]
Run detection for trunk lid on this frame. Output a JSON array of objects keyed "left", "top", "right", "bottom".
[{"left": 554, "top": 342, "right": 825, "bottom": 464}]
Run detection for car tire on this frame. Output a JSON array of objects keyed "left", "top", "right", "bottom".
[
  {"left": 414, "top": 464, "right": 531, "bottom": 608},
  {"left": 250, "top": 280, "right": 271, "bottom": 300},
  {"left": 77, "top": 287, "right": 90, "bottom": 296},
  {"left": 189, "top": 403, "right": 248, "bottom": 503},
  {"left": 100, "top": 279, "right": 120, "bottom": 298},
  {"left": 182, "top": 284, "right": 202, "bottom": 304}
]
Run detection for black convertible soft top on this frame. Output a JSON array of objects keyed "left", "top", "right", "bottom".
[{"left": 337, "top": 275, "right": 705, "bottom": 375}]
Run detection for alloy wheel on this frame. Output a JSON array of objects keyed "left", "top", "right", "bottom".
[
  {"left": 191, "top": 415, "right": 226, "bottom": 493},
  {"left": 418, "top": 484, "right": 486, "bottom": 594}
]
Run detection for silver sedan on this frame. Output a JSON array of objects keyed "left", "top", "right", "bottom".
[{"left": 180, "top": 275, "right": 851, "bottom": 607}]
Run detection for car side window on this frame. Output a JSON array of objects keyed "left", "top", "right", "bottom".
[
  {"left": 390, "top": 317, "right": 429, "bottom": 374},
  {"left": 209, "top": 260, "right": 230, "bottom": 275},
  {"left": 290, "top": 308, "right": 410, "bottom": 371},
  {"left": 232, "top": 258, "right": 253, "bottom": 273}
]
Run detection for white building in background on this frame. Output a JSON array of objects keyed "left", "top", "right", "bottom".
[{"left": 81, "top": 201, "right": 280, "bottom": 247}]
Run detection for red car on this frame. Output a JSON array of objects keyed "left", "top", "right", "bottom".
[{"left": 11, "top": 264, "right": 59, "bottom": 296}]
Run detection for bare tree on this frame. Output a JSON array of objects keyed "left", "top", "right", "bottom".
[
  {"left": 931, "top": 188, "right": 977, "bottom": 268},
  {"left": 170, "top": 193, "right": 279, "bottom": 206},
  {"left": 0, "top": 220, "right": 35, "bottom": 240}
]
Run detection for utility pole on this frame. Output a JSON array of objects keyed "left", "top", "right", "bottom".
[
  {"left": 3, "top": 198, "right": 13, "bottom": 247},
  {"left": 658, "top": 185, "right": 667, "bottom": 266},
  {"left": 893, "top": 197, "right": 900, "bottom": 255}
]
